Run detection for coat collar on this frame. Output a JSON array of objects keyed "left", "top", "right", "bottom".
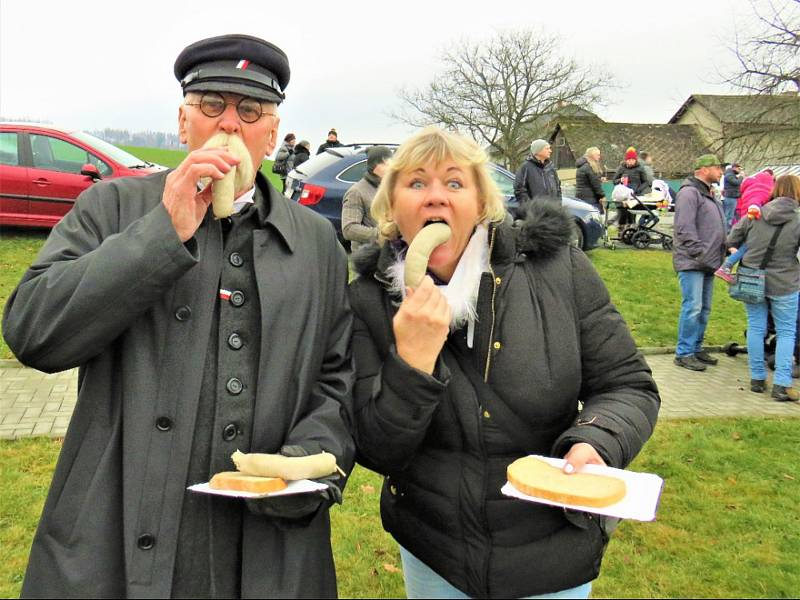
[
  {"left": 351, "top": 201, "right": 572, "bottom": 281},
  {"left": 254, "top": 172, "right": 296, "bottom": 253}
]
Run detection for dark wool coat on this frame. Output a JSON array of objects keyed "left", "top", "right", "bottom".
[
  {"left": 513, "top": 157, "right": 562, "bottom": 204},
  {"left": 672, "top": 176, "right": 727, "bottom": 273},
  {"left": 348, "top": 203, "right": 660, "bottom": 598},
  {"left": 3, "top": 172, "right": 355, "bottom": 599}
]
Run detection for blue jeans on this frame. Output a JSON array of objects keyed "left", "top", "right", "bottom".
[
  {"left": 746, "top": 292, "right": 799, "bottom": 386},
  {"left": 723, "top": 243, "right": 747, "bottom": 270},
  {"left": 399, "top": 546, "right": 593, "bottom": 599},
  {"left": 722, "top": 196, "right": 737, "bottom": 231},
  {"left": 676, "top": 271, "right": 715, "bottom": 358}
]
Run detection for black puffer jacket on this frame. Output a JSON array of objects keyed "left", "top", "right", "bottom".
[
  {"left": 514, "top": 157, "right": 562, "bottom": 204},
  {"left": 348, "top": 203, "right": 660, "bottom": 598},
  {"left": 612, "top": 161, "right": 652, "bottom": 195},
  {"left": 575, "top": 157, "right": 605, "bottom": 206}
]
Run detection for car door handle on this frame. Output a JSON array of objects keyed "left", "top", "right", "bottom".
[{"left": 32, "top": 178, "right": 51, "bottom": 186}]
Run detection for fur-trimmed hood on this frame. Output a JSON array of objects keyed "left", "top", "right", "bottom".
[{"left": 351, "top": 200, "right": 574, "bottom": 279}]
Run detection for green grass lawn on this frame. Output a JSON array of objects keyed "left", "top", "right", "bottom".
[{"left": 2, "top": 418, "right": 797, "bottom": 598}]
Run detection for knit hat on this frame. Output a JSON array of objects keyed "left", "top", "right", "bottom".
[
  {"left": 284, "top": 133, "right": 296, "bottom": 142},
  {"left": 328, "top": 128, "right": 338, "bottom": 137},
  {"left": 694, "top": 154, "right": 721, "bottom": 169},
  {"left": 624, "top": 147, "right": 637, "bottom": 160},
  {"left": 530, "top": 139, "right": 549, "bottom": 156},
  {"left": 366, "top": 145, "right": 393, "bottom": 173}
]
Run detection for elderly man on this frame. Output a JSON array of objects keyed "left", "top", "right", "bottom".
[
  {"left": 673, "top": 154, "right": 726, "bottom": 371},
  {"left": 341, "top": 145, "right": 392, "bottom": 252},
  {"left": 513, "top": 138, "right": 562, "bottom": 205},
  {"left": 3, "top": 34, "right": 354, "bottom": 598}
]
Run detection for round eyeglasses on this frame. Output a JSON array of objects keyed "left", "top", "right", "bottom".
[{"left": 185, "top": 92, "right": 275, "bottom": 123}]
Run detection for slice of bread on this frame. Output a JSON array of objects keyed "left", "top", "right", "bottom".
[
  {"left": 507, "top": 456, "right": 626, "bottom": 508},
  {"left": 209, "top": 471, "right": 288, "bottom": 494}
]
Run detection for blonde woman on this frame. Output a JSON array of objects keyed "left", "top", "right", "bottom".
[
  {"left": 348, "top": 127, "right": 660, "bottom": 599},
  {"left": 575, "top": 146, "right": 606, "bottom": 212}
]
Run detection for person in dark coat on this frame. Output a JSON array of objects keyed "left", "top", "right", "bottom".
[
  {"left": 574, "top": 146, "right": 606, "bottom": 211},
  {"left": 290, "top": 139, "right": 311, "bottom": 170},
  {"left": 672, "top": 154, "right": 726, "bottom": 372},
  {"left": 317, "top": 128, "right": 344, "bottom": 154},
  {"left": 612, "top": 147, "right": 652, "bottom": 229},
  {"left": 2, "top": 34, "right": 355, "bottom": 599},
  {"left": 513, "top": 139, "right": 562, "bottom": 205},
  {"left": 349, "top": 127, "right": 660, "bottom": 599},
  {"left": 722, "top": 162, "right": 744, "bottom": 230}
]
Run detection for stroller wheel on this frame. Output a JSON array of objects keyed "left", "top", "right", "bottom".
[
  {"left": 662, "top": 237, "right": 673, "bottom": 251},
  {"left": 632, "top": 230, "right": 650, "bottom": 249},
  {"left": 621, "top": 227, "right": 635, "bottom": 244}
]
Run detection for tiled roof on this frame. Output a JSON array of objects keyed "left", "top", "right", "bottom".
[
  {"left": 669, "top": 94, "right": 800, "bottom": 126},
  {"left": 550, "top": 119, "right": 711, "bottom": 177}
]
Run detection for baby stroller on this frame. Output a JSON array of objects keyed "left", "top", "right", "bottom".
[{"left": 612, "top": 181, "right": 673, "bottom": 250}]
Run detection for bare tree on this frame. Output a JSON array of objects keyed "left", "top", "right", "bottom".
[
  {"left": 721, "top": 0, "right": 800, "bottom": 164},
  {"left": 392, "top": 30, "right": 608, "bottom": 170}
]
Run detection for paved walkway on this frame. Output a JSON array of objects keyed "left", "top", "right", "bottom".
[{"left": 1, "top": 351, "right": 799, "bottom": 440}]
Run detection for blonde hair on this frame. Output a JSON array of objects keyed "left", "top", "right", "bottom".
[
  {"left": 771, "top": 174, "right": 800, "bottom": 201},
  {"left": 583, "top": 146, "right": 603, "bottom": 175},
  {"left": 371, "top": 126, "right": 506, "bottom": 243}
]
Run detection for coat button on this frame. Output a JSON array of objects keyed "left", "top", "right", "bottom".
[
  {"left": 155, "top": 416, "right": 172, "bottom": 431},
  {"left": 493, "top": 341, "right": 501, "bottom": 350},
  {"left": 174, "top": 306, "right": 191, "bottom": 321},
  {"left": 227, "top": 332, "right": 243, "bottom": 350},
  {"left": 230, "top": 291, "right": 245, "bottom": 307},
  {"left": 226, "top": 377, "right": 243, "bottom": 395},
  {"left": 389, "top": 484, "right": 397, "bottom": 496},
  {"left": 229, "top": 252, "right": 244, "bottom": 267},
  {"left": 222, "top": 423, "right": 238, "bottom": 441},
  {"left": 137, "top": 533, "right": 155, "bottom": 550},
  {"left": 495, "top": 277, "right": 502, "bottom": 285},
  {"left": 483, "top": 410, "right": 491, "bottom": 419}
]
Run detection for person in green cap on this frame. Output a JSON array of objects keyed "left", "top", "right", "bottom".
[{"left": 672, "top": 154, "right": 726, "bottom": 371}]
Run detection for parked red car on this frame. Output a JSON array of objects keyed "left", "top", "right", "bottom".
[{"left": 0, "top": 123, "right": 163, "bottom": 228}]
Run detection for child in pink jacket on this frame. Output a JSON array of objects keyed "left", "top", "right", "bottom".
[{"left": 734, "top": 170, "right": 775, "bottom": 223}]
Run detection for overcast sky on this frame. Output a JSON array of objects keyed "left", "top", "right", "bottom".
[{"left": 1, "top": 0, "right": 754, "bottom": 157}]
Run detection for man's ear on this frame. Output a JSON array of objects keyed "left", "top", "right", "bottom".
[
  {"left": 178, "top": 104, "right": 188, "bottom": 145},
  {"left": 264, "top": 115, "right": 281, "bottom": 156}
]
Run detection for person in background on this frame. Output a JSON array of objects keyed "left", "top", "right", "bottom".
[
  {"left": 735, "top": 169, "right": 775, "bottom": 223},
  {"left": 672, "top": 154, "right": 726, "bottom": 372},
  {"left": 273, "top": 132, "right": 295, "bottom": 193},
  {"left": 290, "top": 139, "right": 311, "bottom": 170},
  {"left": 574, "top": 146, "right": 606, "bottom": 212},
  {"left": 513, "top": 138, "right": 562, "bottom": 205},
  {"left": 3, "top": 34, "right": 355, "bottom": 598},
  {"left": 613, "top": 147, "right": 652, "bottom": 231},
  {"left": 342, "top": 146, "right": 392, "bottom": 252},
  {"left": 727, "top": 175, "right": 800, "bottom": 401},
  {"left": 317, "top": 128, "right": 343, "bottom": 155},
  {"left": 639, "top": 151, "right": 655, "bottom": 183},
  {"left": 722, "top": 162, "right": 744, "bottom": 231},
  {"left": 349, "top": 126, "right": 659, "bottom": 599}
]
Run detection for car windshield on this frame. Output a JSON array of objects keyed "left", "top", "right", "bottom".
[{"left": 72, "top": 132, "right": 151, "bottom": 168}]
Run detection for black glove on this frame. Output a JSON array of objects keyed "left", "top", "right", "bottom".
[{"left": 244, "top": 445, "right": 343, "bottom": 522}]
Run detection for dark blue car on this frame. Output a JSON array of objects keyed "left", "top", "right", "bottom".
[{"left": 285, "top": 145, "right": 603, "bottom": 251}]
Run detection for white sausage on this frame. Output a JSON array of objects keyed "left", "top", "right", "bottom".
[
  {"left": 404, "top": 223, "right": 452, "bottom": 288},
  {"left": 231, "top": 450, "right": 338, "bottom": 480}
]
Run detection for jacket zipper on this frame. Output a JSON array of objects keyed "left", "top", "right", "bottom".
[{"left": 483, "top": 225, "right": 498, "bottom": 382}]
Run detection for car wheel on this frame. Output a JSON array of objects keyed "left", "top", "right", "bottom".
[{"left": 570, "top": 222, "right": 584, "bottom": 250}]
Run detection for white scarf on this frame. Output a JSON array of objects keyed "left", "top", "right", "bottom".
[{"left": 387, "top": 224, "right": 489, "bottom": 347}]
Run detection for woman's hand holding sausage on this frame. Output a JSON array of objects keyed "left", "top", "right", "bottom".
[
  {"left": 393, "top": 276, "right": 451, "bottom": 375},
  {"left": 162, "top": 148, "right": 240, "bottom": 242}
]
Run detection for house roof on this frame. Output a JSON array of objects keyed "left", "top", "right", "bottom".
[
  {"left": 669, "top": 94, "right": 800, "bottom": 126},
  {"left": 550, "top": 118, "right": 711, "bottom": 176}
]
